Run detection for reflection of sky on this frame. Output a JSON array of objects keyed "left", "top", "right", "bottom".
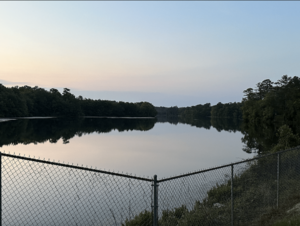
[{"left": 1, "top": 122, "right": 254, "bottom": 179}]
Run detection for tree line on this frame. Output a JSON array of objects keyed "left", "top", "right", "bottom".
[
  {"left": 241, "top": 75, "right": 300, "bottom": 153},
  {"left": 0, "top": 85, "right": 157, "bottom": 117},
  {"left": 156, "top": 102, "right": 242, "bottom": 119},
  {"left": 242, "top": 75, "right": 300, "bottom": 126}
]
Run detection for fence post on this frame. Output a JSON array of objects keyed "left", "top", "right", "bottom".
[
  {"left": 277, "top": 153, "right": 280, "bottom": 208},
  {"left": 153, "top": 175, "right": 158, "bottom": 226},
  {"left": 231, "top": 164, "right": 234, "bottom": 226},
  {"left": 0, "top": 152, "right": 2, "bottom": 226}
]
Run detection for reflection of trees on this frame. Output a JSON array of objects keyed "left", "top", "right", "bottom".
[
  {"left": 240, "top": 123, "right": 278, "bottom": 154},
  {"left": 0, "top": 118, "right": 156, "bottom": 147},
  {"left": 156, "top": 115, "right": 242, "bottom": 132},
  {"left": 155, "top": 115, "right": 179, "bottom": 125},
  {"left": 240, "top": 121, "right": 300, "bottom": 154},
  {"left": 178, "top": 116, "right": 211, "bottom": 130},
  {"left": 1, "top": 116, "right": 291, "bottom": 155},
  {"left": 156, "top": 115, "right": 280, "bottom": 154},
  {"left": 210, "top": 118, "right": 242, "bottom": 132}
]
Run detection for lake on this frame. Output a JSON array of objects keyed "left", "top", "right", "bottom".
[{"left": 0, "top": 117, "right": 254, "bottom": 179}]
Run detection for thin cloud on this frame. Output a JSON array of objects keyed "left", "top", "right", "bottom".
[{"left": 0, "top": 80, "right": 29, "bottom": 86}]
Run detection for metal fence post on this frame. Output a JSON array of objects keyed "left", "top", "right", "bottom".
[
  {"left": 0, "top": 152, "right": 2, "bottom": 226},
  {"left": 231, "top": 164, "right": 234, "bottom": 226},
  {"left": 153, "top": 175, "right": 158, "bottom": 226},
  {"left": 277, "top": 153, "right": 280, "bottom": 208}
]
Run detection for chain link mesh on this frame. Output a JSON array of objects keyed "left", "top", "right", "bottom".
[
  {"left": 2, "top": 154, "right": 153, "bottom": 226},
  {"left": 233, "top": 155, "right": 278, "bottom": 225},
  {"left": 278, "top": 148, "right": 300, "bottom": 215},
  {"left": 1, "top": 146, "right": 300, "bottom": 226},
  {"left": 155, "top": 147, "right": 300, "bottom": 226},
  {"left": 158, "top": 166, "right": 232, "bottom": 226}
]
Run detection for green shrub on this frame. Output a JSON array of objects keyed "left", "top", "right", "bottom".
[{"left": 122, "top": 210, "right": 152, "bottom": 226}]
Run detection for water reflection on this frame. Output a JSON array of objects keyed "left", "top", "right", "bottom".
[
  {"left": 0, "top": 117, "right": 156, "bottom": 147},
  {"left": 240, "top": 122, "right": 279, "bottom": 154},
  {"left": 156, "top": 115, "right": 242, "bottom": 132},
  {"left": 0, "top": 117, "right": 253, "bottom": 178},
  {"left": 157, "top": 115, "right": 283, "bottom": 155}
]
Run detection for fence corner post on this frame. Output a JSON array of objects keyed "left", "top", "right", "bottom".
[
  {"left": 0, "top": 152, "right": 2, "bottom": 226},
  {"left": 277, "top": 153, "right": 280, "bottom": 208},
  {"left": 153, "top": 175, "right": 158, "bottom": 226},
  {"left": 231, "top": 164, "right": 234, "bottom": 226}
]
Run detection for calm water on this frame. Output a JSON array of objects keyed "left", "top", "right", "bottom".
[{"left": 0, "top": 117, "right": 254, "bottom": 178}]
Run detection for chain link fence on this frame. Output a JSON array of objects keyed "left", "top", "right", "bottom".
[
  {"left": 1, "top": 146, "right": 300, "bottom": 226},
  {"left": 1, "top": 153, "right": 153, "bottom": 226}
]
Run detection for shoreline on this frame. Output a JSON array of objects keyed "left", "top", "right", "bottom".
[
  {"left": 0, "top": 117, "right": 55, "bottom": 123},
  {"left": 0, "top": 116, "right": 156, "bottom": 123},
  {"left": 0, "top": 118, "right": 16, "bottom": 122},
  {"left": 84, "top": 116, "right": 156, "bottom": 119}
]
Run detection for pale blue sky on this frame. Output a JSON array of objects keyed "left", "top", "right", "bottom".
[{"left": 1, "top": 1, "right": 299, "bottom": 107}]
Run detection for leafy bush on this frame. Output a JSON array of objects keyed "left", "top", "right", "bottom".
[{"left": 122, "top": 210, "right": 152, "bottom": 226}]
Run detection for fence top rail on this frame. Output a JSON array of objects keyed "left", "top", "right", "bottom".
[
  {"left": 2, "top": 145, "right": 299, "bottom": 183},
  {"left": 0, "top": 152, "right": 153, "bottom": 182},
  {"left": 158, "top": 145, "right": 300, "bottom": 182}
]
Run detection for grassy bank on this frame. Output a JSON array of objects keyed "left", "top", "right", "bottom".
[{"left": 123, "top": 148, "right": 300, "bottom": 226}]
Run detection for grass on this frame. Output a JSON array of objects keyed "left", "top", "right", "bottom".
[
  {"left": 123, "top": 148, "right": 300, "bottom": 226},
  {"left": 272, "top": 213, "right": 300, "bottom": 226},
  {"left": 252, "top": 195, "right": 300, "bottom": 226}
]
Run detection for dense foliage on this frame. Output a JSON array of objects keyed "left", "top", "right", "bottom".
[
  {"left": 0, "top": 84, "right": 157, "bottom": 117},
  {"left": 155, "top": 102, "right": 242, "bottom": 119},
  {"left": 179, "top": 103, "right": 212, "bottom": 118},
  {"left": 211, "top": 102, "right": 243, "bottom": 118},
  {"left": 242, "top": 75, "right": 300, "bottom": 126},
  {"left": 241, "top": 75, "right": 300, "bottom": 153}
]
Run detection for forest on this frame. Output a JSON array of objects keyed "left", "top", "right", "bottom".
[
  {"left": 242, "top": 75, "right": 300, "bottom": 126},
  {"left": 0, "top": 85, "right": 157, "bottom": 117},
  {"left": 241, "top": 75, "right": 300, "bottom": 153},
  {"left": 156, "top": 102, "right": 242, "bottom": 119}
]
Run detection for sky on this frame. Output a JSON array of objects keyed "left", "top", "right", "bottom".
[{"left": 1, "top": 1, "right": 300, "bottom": 107}]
